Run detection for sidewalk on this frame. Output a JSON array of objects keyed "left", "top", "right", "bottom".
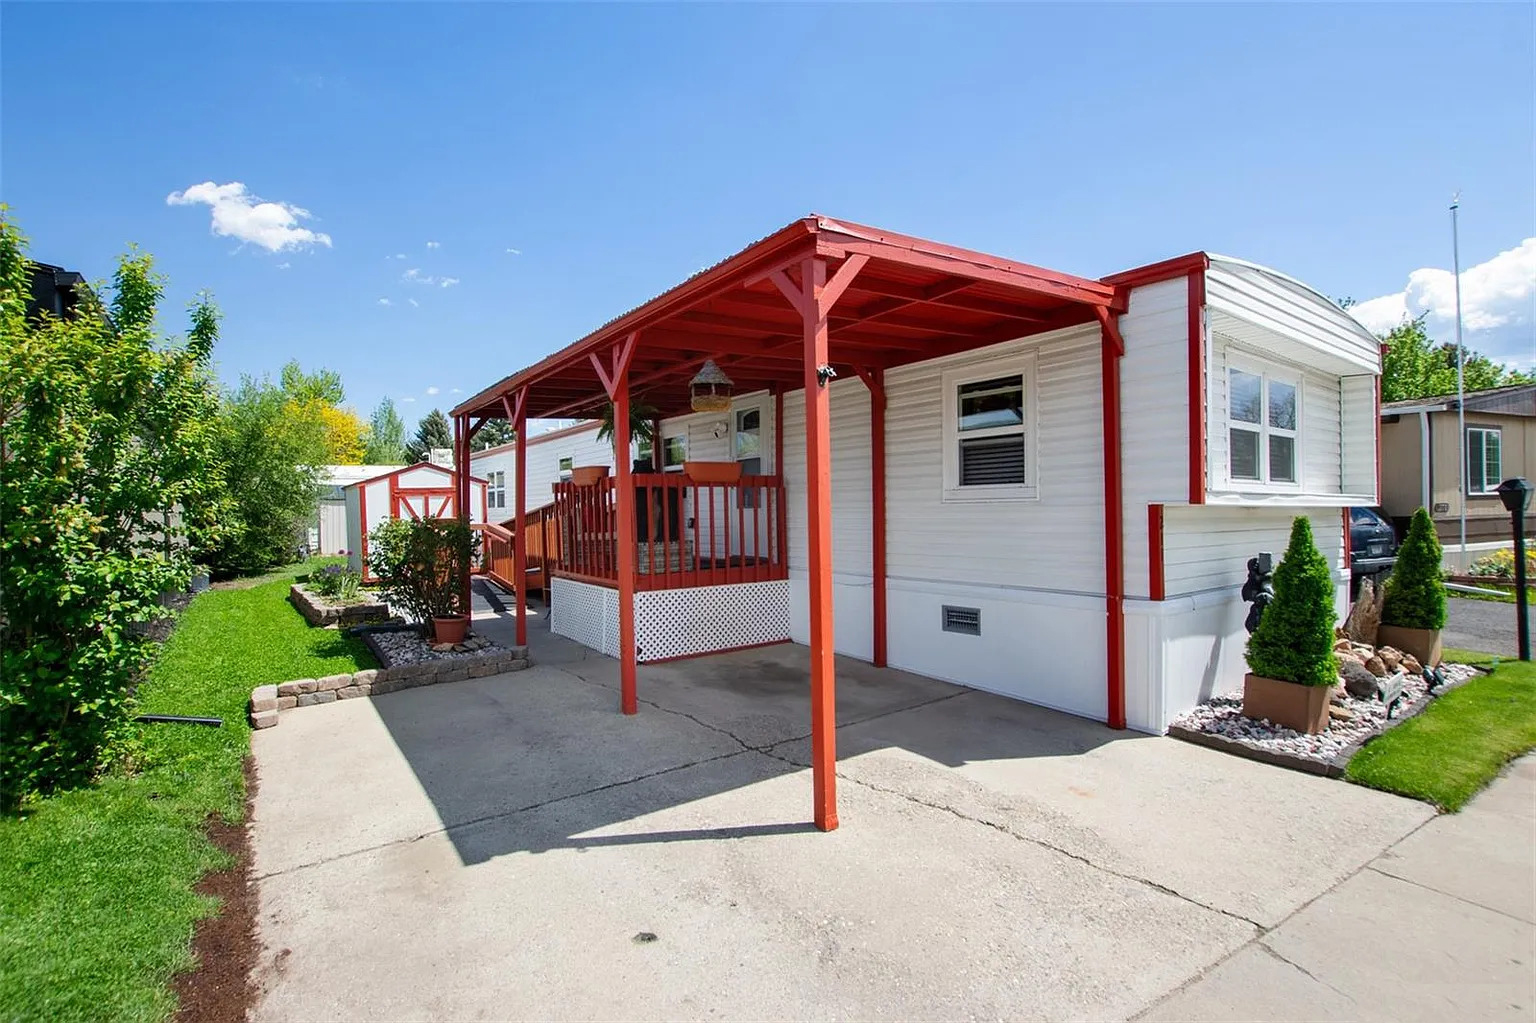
[{"left": 1141, "top": 754, "right": 1536, "bottom": 1022}]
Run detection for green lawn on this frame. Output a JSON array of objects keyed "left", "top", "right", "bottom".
[
  {"left": 0, "top": 561, "right": 376, "bottom": 1022},
  {"left": 1345, "top": 652, "right": 1536, "bottom": 811}
]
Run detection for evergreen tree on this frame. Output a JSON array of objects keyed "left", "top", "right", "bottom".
[
  {"left": 471, "top": 417, "right": 515, "bottom": 452},
  {"left": 405, "top": 408, "right": 453, "bottom": 463},
  {"left": 365, "top": 398, "right": 407, "bottom": 464},
  {"left": 1246, "top": 517, "right": 1339, "bottom": 686},
  {"left": 1381, "top": 508, "right": 1448, "bottom": 630}
]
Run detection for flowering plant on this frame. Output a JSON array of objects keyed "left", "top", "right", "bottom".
[{"left": 311, "top": 562, "right": 362, "bottom": 602}]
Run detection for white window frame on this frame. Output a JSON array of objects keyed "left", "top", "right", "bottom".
[
  {"left": 660, "top": 432, "right": 688, "bottom": 473},
  {"left": 1466, "top": 425, "right": 1503, "bottom": 494},
  {"left": 941, "top": 352, "right": 1038, "bottom": 503},
  {"left": 557, "top": 456, "right": 573, "bottom": 480},
  {"left": 1223, "top": 354, "right": 1302, "bottom": 492},
  {"left": 486, "top": 470, "right": 506, "bottom": 510}
]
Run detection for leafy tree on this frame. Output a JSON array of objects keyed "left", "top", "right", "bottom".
[
  {"left": 279, "top": 361, "right": 344, "bottom": 406},
  {"left": 1381, "top": 508, "right": 1448, "bottom": 630},
  {"left": 1245, "top": 517, "right": 1338, "bottom": 687},
  {"left": 1, "top": 212, "right": 226, "bottom": 807},
  {"left": 1377, "top": 316, "right": 1532, "bottom": 403},
  {"left": 365, "top": 398, "right": 407, "bottom": 464},
  {"left": 471, "top": 417, "right": 515, "bottom": 452},
  {"left": 208, "top": 376, "right": 327, "bottom": 573},
  {"left": 315, "top": 404, "right": 367, "bottom": 464},
  {"left": 405, "top": 408, "right": 453, "bottom": 463}
]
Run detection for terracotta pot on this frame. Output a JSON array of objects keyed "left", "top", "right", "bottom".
[
  {"left": 570, "top": 465, "right": 610, "bottom": 487},
  {"left": 683, "top": 460, "right": 742, "bottom": 483},
  {"left": 432, "top": 614, "right": 469, "bottom": 645},
  {"left": 1242, "top": 673, "right": 1332, "bottom": 734},
  {"left": 1375, "top": 625, "right": 1442, "bottom": 667}
]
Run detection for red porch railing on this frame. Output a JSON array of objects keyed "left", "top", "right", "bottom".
[
  {"left": 478, "top": 501, "right": 559, "bottom": 595},
  {"left": 550, "top": 473, "right": 786, "bottom": 590}
]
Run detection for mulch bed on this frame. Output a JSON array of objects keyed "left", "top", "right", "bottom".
[{"left": 172, "top": 757, "right": 259, "bottom": 1023}]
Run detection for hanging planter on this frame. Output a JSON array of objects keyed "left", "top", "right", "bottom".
[{"left": 690, "top": 359, "right": 734, "bottom": 413}]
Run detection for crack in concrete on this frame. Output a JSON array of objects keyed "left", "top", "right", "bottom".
[
  {"left": 1364, "top": 863, "right": 1535, "bottom": 924},
  {"left": 1257, "top": 943, "right": 1360, "bottom": 1006}
]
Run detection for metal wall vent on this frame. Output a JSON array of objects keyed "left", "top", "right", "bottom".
[{"left": 941, "top": 605, "right": 981, "bottom": 636}]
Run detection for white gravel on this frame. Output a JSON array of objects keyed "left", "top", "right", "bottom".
[
  {"left": 369, "top": 628, "right": 506, "bottom": 667},
  {"left": 1173, "top": 663, "right": 1480, "bottom": 764}
]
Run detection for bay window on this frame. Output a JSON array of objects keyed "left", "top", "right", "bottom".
[{"left": 1227, "top": 365, "right": 1298, "bottom": 487}]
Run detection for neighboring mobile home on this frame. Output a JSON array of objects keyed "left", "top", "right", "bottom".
[
  {"left": 449, "top": 215, "right": 1380, "bottom": 831},
  {"left": 1379, "top": 384, "right": 1535, "bottom": 554}
]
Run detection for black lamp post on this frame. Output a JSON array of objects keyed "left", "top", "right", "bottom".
[{"left": 1495, "top": 477, "right": 1532, "bottom": 661}]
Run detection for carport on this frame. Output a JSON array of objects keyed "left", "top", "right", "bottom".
[{"left": 449, "top": 215, "right": 1127, "bottom": 830}]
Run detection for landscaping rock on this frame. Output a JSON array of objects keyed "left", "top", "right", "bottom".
[
  {"left": 250, "top": 684, "right": 278, "bottom": 714},
  {"left": 296, "top": 690, "right": 337, "bottom": 708},
  {"left": 1377, "top": 646, "right": 1403, "bottom": 672},
  {"left": 1363, "top": 655, "right": 1387, "bottom": 676},
  {"left": 431, "top": 643, "right": 454, "bottom": 653},
  {"left": 352, "top": 669, "right": 378, "bottom": 687},
  {"left": 277, "top": 680, "right": 304, "bottom": 697},
  {"left": 1402, "top": 653, "right": 1423, "bottom": 675},
  {"left": 1329, "top": 705, "right": 1354, "bottom": 722},
  {"left": 317, "top": 673, "right": 352, "bottom": 692},
  {"left": 277, "top": 695, "right": 297, "bottom": 710},
  {"left": 1340, "top": 660, "right": 1380, "bottom": 700},
  {"left": 251, "top": 709, "right": 279, "bottom": 730},
  {"left": 337, "top": 685, "right": 366, "bottom": 700}
]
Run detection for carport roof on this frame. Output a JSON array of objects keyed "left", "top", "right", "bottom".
[{"left": 452, "top": 215, "right": 1125, "bottom": 422}]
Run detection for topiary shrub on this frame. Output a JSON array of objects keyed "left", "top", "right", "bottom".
[
  {"left": 1246, "top": 516, "right": 1339, "bottom": 686},
  {"left": 1380, "top": 507, "right": 1447, "bottom": 630}
]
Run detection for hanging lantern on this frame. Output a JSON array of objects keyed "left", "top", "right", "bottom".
[{"left": 689, "top": 359, "right": 734, "bottom": 413}]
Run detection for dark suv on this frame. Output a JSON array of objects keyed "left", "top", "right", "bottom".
[{"left": 1349, "top": 506, "right": 1398, "bottom": 597}]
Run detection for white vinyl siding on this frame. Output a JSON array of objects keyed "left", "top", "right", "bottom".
[{"left": 1162, "top": 505, "right": 1347, "bottom": 597}]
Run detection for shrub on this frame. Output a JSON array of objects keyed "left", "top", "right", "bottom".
[
  {"left": 1246, "top": 516, "right": 1339, "bottom": 687},
  {"left": 366, "top": 518, "right": 479, "bottom": 630},
  {"left": 0, "top": 213, "right": 226, "bottom": 808},
  {"left": 1381, "top": 508, "right": 1447, "bottom": 631},
  {"left": 1468, "top": 546, "right": 1536, "bottom": 580}
]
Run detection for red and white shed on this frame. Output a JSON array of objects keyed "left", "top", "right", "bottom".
[{"left": 344, "top": 462, "right": 487, "bottom": 582}]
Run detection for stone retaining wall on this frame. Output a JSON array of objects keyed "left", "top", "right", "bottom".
[
  {"left": 248, "top": 645, "right": 529, "bottom": 729},
  {"left": 288, "top": 584, "right": 393, "bottom": 628}
]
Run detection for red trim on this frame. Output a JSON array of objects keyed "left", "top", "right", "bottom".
[
  {"left": 1102, "top": 251, "right": 1209, "bottom": 289},
  {"left": 513, "top": 387, "right": 529, "bottom": 648},
  {"left": 1148, "top": 504, "right": 1165, "bottom": 601},
  {"left": 345, "top": 460, "right": 488, "bottom": 489},
  {"left": 1342, "top": 507, "right": 1352, "bottom": 571},
  {"left": 1187, "top": 270, "right": 1207, "bottom": 505},
  {"left": 358, "top": 482, "right": 371, "bottom": 583},
  {"left": 1101, "top": 315, "right": 1127, "bottom": 730},
  {"left": 642, "top": 639, "right": 791, "bottom": 665}
]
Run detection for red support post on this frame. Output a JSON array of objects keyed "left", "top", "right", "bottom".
[
  {"left": 801, "top": 255, "right": 839, "bottom": 832},
  {"left": 865, "top": 367, "right": 888, "bottom": 668},
  {"left": 508, "top": 389, "right": 529, "bottom": 648},
  {"left": 1097, "top": 309, "right": 1127, "bottom": 730},
  {"left": 601, "top": 338, "right": 640, "bottom": 715},
  {"left": 455, "top": 415, "right": 473, "bottom": 621}
]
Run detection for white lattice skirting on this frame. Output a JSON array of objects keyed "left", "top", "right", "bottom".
[{"left": 551, "top": 577, "right": 790, "bottom": 663}]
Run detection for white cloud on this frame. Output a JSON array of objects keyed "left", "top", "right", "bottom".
[
  {"left": 408, "top": 298, "right": 420, "bottom": 308},
  {"left": 1352, "top": 238, "right": 1535, "bottom": 363},
  {"left": 399, "top": 396, "right": 417, "bottom": 403},
  {"left": 450, "top": 387, "right": 463, "bottom": 394},
  {"left": 393, "top": 253, "right": 406, "bottom": 260},
  {"left": 403, "top": 268, "right": 460, "bottom": 288},
  {"left": 276, "top": 262, "right": 291, "bottom": 270},
  {"left": 426, "top": 241, "right": 441, "bottom": 249},
  {"left": 425, "top": 386, "right": 440, "bottom": 396},
  {"left": 377, "top": 298, "right": 392, "bottom": 306},
  {"left": 166, "top": 181, "right": 332, "bottom": 252},
  {"left": 505, "top": 247, "right": 522, "bottom": 255}
]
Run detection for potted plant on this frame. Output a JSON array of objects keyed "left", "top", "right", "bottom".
[
  {"left": 1242, "top": 516, "right": 1339, "bottom": 734},
  {"left": 1377, "top": 507, "right": 1446, "bottom": 666},
  {"left": 366, "top": 517, "right": 480, "bottom": 643},
  {"left": 684, "top": 458, "right": 742, "bottom": 483}
]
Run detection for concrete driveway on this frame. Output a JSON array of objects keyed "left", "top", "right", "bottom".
[{"left": 249, "top": 619, "right": 1524, "bottom": 1020}]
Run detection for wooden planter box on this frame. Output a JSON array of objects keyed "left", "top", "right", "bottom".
[
  {"left": 1375, "top": 625, "right": 1442, "bottom": 667},
  {"left": 1242, "top": 673, "right": 1332, "bottom": 734}
]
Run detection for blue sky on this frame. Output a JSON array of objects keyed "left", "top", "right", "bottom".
[{"left": 5, "top": 3, "right": 1532, "bottom": 428}]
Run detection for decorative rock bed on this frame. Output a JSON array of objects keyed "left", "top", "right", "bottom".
[
  {"left": 1170, "top": 661, "right": 1479, "bottom": 776},
  {"left": 288, "top": 584, "right": 392, "bottom": 628},
  {"left": 248, "top": 627, "right": 529, "bottom": 729}
]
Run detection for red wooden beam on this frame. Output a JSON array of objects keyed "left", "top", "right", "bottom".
[
  {"left": 610, "top": 343, "right": 639, "bottom": 716},
  {"left": 1148, "top": 504, "right": 1165, "bottom": 601},
  {"left": 1187, "top": 270, "right": 1207, "bottom": 505},
  {"left": 510, "top": 387, "right": 529, "bottom": 647},
  {"left": 1101, "top": 317, "right": 1126, "bottom": 730}
]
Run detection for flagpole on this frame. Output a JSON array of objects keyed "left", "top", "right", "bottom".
[{"left": 1451, "top": 194, "right": 1467, "bottom": 561}]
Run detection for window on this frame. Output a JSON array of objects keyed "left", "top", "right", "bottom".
[
  {"left": 636, "top": 436, "right": 654, "bottom": 467},
  {"left": 941, "top": 354, "right": 1037, "bottom": 501},
  {"left": 558, "top": 456, "right": 573, "bottom": 480},
  {"left": 662, "top": 435, "right": 687, "bottom": 472},
  {"left": 735, "top": 407, "right": 762, "bottom": 505},
  {"left": 486, "top": 470, "right": 506, "bottom": 510},
  {"left": 1467, "top": 427, "right": 1502, "bottom": 494},
  {"left": 1227, "top": 365, "right": 1298, "bottom": 486}
]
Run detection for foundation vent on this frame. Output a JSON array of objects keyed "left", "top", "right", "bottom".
[{"left": 941, "top": 605, "right": 981, "bottom": 636}]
